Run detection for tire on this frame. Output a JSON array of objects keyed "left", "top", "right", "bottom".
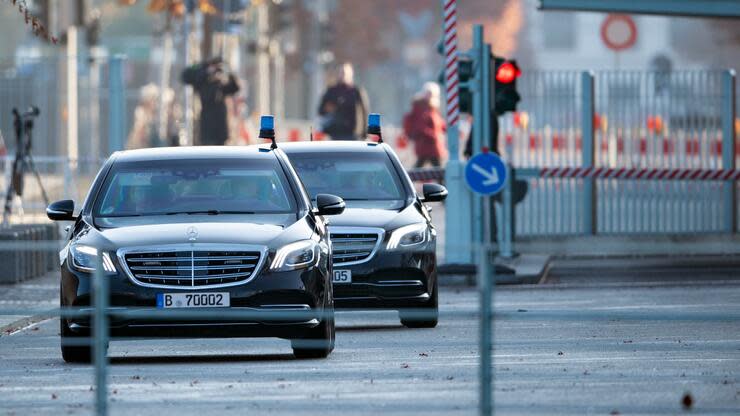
[
  {"left": 400, "top": 279, "right": 438, "bottom": 328},
  {"left": 60, "top": 292, "right": 108, "bottom": 364},
  {"left": 291, "top": 310, "right": 335, "bottom": 359},
  {"left": 292, "top": 284, "right": 335, "bottom": 359},
  {"left": 60, "top": 317, "right": 94, "bottom": 364}
]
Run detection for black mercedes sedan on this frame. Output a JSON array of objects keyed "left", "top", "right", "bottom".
[
  {"left": 47, "top": 146, "right": 345, "bottom": 362},
  {"left": 282, "top": 141, "right": 447, "bottom": 328}
]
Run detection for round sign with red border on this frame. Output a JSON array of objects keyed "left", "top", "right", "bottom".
[{"left": 600, "top": 14, "right": 637, "bottom": 51}]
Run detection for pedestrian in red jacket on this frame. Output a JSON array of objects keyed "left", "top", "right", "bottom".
[{"left": 403, "top": 82, "right": 447, "bottom": 168}]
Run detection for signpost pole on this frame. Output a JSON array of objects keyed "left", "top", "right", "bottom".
[
  {"left": 478, "top": 219, "right": 492, "bottom": 416},
  {"left": 465, "top": 151, "right": 505, "bottom": 416}
]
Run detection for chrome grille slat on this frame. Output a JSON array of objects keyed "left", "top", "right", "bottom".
[
  {"left": 330, "top": 238, "right": 377, "bottom": 243},
  {"left": 329, "top": 227, "right": 384, "bottom": 266},
  {"left": 120, "top": 246, "right": 263, "bottom": 289},
  {"left": 129, "top": 264, "right": 256, "bottom": 271},
  {"left": 333, "top": 252, "right": 372, "bottom": 259},
  {"left": 126, "top": 255, "right": 259, "bottom": 262}
]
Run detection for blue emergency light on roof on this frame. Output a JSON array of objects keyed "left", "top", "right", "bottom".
[
  {"left": 367, "top": 113, "right": 383, "bottom": 143},
  {"left": 259, "top": 115, "right": 277, "bottom": 149}
]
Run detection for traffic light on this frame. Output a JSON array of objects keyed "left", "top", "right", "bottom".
[
  {"left": 492, "top": 56, "right": 521, "bottom": 115},
  {"left": 457, "top": 57, "right": 474, "bottom": 114}
]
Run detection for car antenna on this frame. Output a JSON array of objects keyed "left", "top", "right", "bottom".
[
  {"left": 259, "top": 115, "right": 277, "bottom": 149},
  {"left": 368, "top": 113, "right": 383, "bottom": 144}
]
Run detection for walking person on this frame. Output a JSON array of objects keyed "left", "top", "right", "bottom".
[
  {"left": 317, "top": 63, "right": 369, "bottom": 140},
  {"left": 182, "top": 57, "right": 240, "bottom": 146},
  {"left": 403, "top": 82, "right": 447, "bottom": 168}
]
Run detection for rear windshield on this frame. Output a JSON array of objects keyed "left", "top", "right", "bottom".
[
  {"left": 94, "top": 158, "right": 296, "bottom": 217},
  {"left": 287, "top": 151, "right": 406, "bottom": 203}
]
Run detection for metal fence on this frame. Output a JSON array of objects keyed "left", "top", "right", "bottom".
[
  {"left": 0, "top": 56, "right": 130, "bottom": 161},
  {"left": 498, "top": 69, "right": 737, "bottom": 236}
]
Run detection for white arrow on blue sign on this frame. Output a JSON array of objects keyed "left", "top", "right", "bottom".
[{"left": 464, "top": 152, "right": 508, "bottom": 196}]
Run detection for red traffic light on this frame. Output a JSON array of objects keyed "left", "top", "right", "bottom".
[{"left": 496, "top": 61, "right": 521, "bottom": 84}]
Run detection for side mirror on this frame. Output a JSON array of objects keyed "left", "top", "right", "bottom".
[
  {"left": 422, "top": 183, "right": 448, "bottom": 202},
  {"left": 46, "top": 200, "right": 76, "bottom": 221},
  {"left": 315, "top": 194, "right": 345, "bottom": 216}
]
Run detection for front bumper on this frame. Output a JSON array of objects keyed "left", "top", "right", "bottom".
[
  {"left": 331, "top": 245, "right": 437, "bottom": 309},
  {"left": 60, "top": 259, "right": 329, "bottom": 339}
]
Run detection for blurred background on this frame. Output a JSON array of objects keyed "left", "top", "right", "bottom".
[
  {"left": 1, "top": 0, "right": 738, "bottom": 155},
  {"left": 0, "top": 0, "right": 738, "bottom": 244}
]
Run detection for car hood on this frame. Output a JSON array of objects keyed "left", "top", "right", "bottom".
[
  {"left": 328, "top": 205, "right": 422, "bottom": 229},
  {"left": 95, "top": 221, "right": 288, "bottom": 248}
]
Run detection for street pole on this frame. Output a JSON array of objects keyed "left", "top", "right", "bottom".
[
  {"left": 183, "top": 2, "right": 195, "bottom": 146},
  {"left": 65, "top": 26, "right": 79, "bottom": 200},
  {"left": 158, "top": 17, "right": 173, "bottom": 147},
  {"left": 256, "top": 2, "right": 270, "bottom": 115},
  {"left": 479, "top": 194, "right": 493, "bottom": 416}
]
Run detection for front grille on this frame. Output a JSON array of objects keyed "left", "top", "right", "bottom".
[
  {"left": 330, "top": 229, "right": 382, "bottom": 266},
  {"left": 123, "top": 249, "right": 262, "bottom": 288}
]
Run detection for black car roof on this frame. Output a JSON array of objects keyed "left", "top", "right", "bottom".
[
  {"left": 112, "top": 146, "right": 278, "bottom": 163},
  {"left": 278, "top": 141, "right": 387, "bottom": 154}
]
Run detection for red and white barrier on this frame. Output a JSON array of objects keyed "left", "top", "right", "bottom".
[
  {"left": 442, "top": 0, "right": 459, "bottom": 127},
  {"left": 407, "top": 166, "right": 740, "bottom": 182},
  {"left": 536, "top": 167, "right": 740, "bottom": 181}
]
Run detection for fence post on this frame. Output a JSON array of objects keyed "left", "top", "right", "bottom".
[
  {"left": 721, "top": 70, "right": 737, "bottom": 233},
  {"left": 93, "top": 258, "right": 109, "bottom": 415},
  {"left": 108, "top": 55, "right": 126, "bottom": 154},
  {"left": 581, "top": 71, "right": 596, "bottom": 234}
]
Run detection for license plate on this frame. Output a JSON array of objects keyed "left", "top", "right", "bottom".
[
  {"left": 333, "top": 269, "right": 352, "bottom": 284},
  {"left": 156, "top": 292, "right": 230, "bottom": 308}
]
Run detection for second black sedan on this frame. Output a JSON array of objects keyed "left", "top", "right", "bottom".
[{"left": 282, "top": 141, "right": 447, "bottom": 328}]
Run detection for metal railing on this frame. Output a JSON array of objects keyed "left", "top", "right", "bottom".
[{"left": 497, "top": 69, "right": 738, "bottom": 240}]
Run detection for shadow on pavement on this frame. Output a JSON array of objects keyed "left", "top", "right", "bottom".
[
  {"left": 336, "top": 324, "right": 406, "bottom": 332},
  {"left": 109, "top": 353, "right": 296, "bottom": 365}
]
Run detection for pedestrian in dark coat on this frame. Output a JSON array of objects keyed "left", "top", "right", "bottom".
[
  {"left": 403, "top": 82, "right": 447, "bottom": 168},
  {"left": 182, "top": 58, "right": 240, "bottom": 146},
  {"left": 317, "top": 63, "right": 369, "bottom": 140}
]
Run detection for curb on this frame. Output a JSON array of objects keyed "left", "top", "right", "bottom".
[{"left": 0, "top": 314, "right": 51, "bottom": 337}]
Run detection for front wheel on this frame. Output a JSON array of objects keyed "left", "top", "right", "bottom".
[
  {"left": 60, "top": 318, "right": 96, "bottom": 363},
  {"left": 291, "top": 308, "right": 335, "bottom": 359},
  {"left": 400, "top": 279, "right": 438, "bottom": 328}
]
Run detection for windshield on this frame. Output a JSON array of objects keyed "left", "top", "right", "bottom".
[
  {"left": 287, "top": 151, "right": 406, "bottom": 203},
  {"left": 94, "top": 159, "right": 296, "bottom": 217}
]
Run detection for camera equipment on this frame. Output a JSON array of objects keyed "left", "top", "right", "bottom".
[{"left": 2, "top": 106, "right": 49, "bottom": 225}]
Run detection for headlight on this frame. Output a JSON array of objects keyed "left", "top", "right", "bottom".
[
  {"left": 387, "top": 223, "right": 427, "bottom": 250},
  {"left": 270, "top": 240, "right": 320, "bottom": 271},
  {"left": 69, "top": 245, "right": 117, "bottom": 274}
]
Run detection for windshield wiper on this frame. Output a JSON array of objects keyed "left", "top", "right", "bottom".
[
  {"left": 164, "top": 210, "right": 221, "bottom": 215},
  {"left": 99, "top": 214, "right": 143, "bottom": 218},
  {"left": 164, "top": 210, "right": 257, "bottom": 215}
]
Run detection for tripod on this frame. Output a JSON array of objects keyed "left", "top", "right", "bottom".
[{"left": 2, "top": 107, "right": 49, "bottom": 225}]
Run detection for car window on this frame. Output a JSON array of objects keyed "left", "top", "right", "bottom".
[
  {"left": 95, "top": 159, "right": 296, "bottom": 217},
  {"left": 288, "top": 151, "right": 406, "bottom": 202}
]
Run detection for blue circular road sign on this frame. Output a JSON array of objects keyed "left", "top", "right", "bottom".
[{"left": 464, "top": 152, "right": 508, "bottom": 196}]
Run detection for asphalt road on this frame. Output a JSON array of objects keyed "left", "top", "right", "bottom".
[{"left": 1, "top": 266, "right": 739, "bottom": 415}]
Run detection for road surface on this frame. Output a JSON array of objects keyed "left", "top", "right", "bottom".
[{"left": 0, "top": 262, "right": 738, "bottom": 415}]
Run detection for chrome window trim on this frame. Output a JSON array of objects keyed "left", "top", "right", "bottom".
[
  {"left": 329, "top": 226, "right": 385, "bottom": 267},
  {"left": 117, "top": 243, "right": 269, "bottom": 290}
]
